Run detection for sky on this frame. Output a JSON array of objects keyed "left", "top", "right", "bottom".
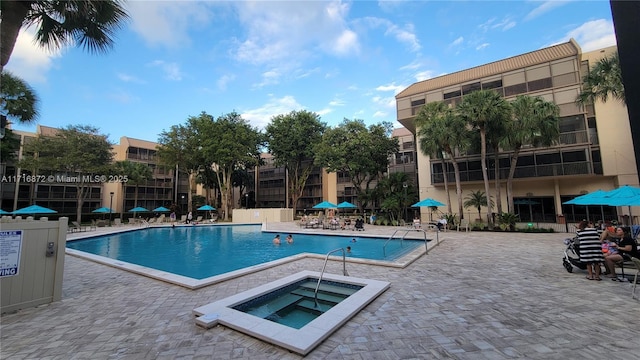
[{"left": 7, "top": 0, "right": 617, "bottom": 144}]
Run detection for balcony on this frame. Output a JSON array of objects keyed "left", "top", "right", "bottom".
[{"left": 432, "top": 161, "right": 594, "bottom": 184}]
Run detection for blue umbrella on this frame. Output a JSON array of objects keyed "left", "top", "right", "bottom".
[
  {"left": 312, "top": 201, "right": 338, "bottom": 209},
  {"left": 412, "top": 198, "right": 445, "bottom": 207},
  {"left": 153, "top": 206, "right": 171, "bottom": 212},
  {"left": 0, "top": 209, "right": 10, "bottom": 215},
  {"left": 197, "top": 205, "right": 216, "bottom": 211},
  {"left": 337, "top": 201, "right": 357, "bottom": 209},
  {"left": 128, "top": 207, "right": 150, "bottom": 212},
  {"left": 92, "top": 207, "right": 113, "bottom": 213},
  {"left": 563, "top": 189, "right": 608, "bottom": 205},
  {"left": 13, "top": 204, "right": 57, "bottom": 215}
]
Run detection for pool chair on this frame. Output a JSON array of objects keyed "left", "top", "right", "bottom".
[
  {"left": 71, "top": 221, "right": 87, "bottom": 232},
  {"left": 354, "top": 219, "right": 364, "bottom": 231}
]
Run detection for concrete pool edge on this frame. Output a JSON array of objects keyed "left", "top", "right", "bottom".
[
  {"left": 65, "top": 226, "right": 444, "bottom": 289},
  {"left": 192, "top": 270, "right": 391, "bottom": 355}
]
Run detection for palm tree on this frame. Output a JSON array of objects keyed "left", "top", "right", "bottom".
[
  {"left": 464, "top": 190, "right": 492, "bottom": 222},
  {"left": 416, "top": 101, "right": 471, "bottom": 219},
  {"left": 1, "top": 71, "right": 39, "bottom": 124},
  {"left": 458, "top": 90, "right": 511, "bottom": 225},
  {"left": 503, "top": 96, "right": 560, "bottom": 212},
  {"left": 576, "top": 52, "right": 625, "bottom": 106},
  {"left": 1, "top": 0, "right": 129, "bottom": 72}
]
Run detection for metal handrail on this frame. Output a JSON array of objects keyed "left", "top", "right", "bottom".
[
  {"left": 314, "top": 248, "right": 349, "bottom": 307},
  {"left": 383, "top": 228, "right": 433, "bottom": 257}
]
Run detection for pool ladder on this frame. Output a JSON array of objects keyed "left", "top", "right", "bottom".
[
  {"left": 382, "top": 228, "right": 434, "bottom": 257},
  {"left": 314, "top": 248, "right": 349, "bottom": 308}
]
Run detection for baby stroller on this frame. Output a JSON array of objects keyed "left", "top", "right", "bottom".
[{"left": 562, "top": 236, "right": 587, "bottom": 273}]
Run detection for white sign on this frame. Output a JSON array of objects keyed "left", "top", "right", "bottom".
[{"left": 0, "top": 230, "right": 23, "bottom": 277}]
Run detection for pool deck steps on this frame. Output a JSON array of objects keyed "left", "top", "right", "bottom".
[
  {"left": 242, "top": 294, "right": 303, "bottom": 317},
  {"left": 290, "top": 288, "right": 347, "bottom": 304}
]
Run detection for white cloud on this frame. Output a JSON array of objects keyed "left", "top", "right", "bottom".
[
  {"left": 252, "top": 70, "right": 281, "bottom": 89},
  {"left": 241, "top": 95, "right": 304, "bottom": 129},
  {"left": 548, "top": 19, "right": 616, "bottom": 52},
  {"left": 476, "top": 43, "right": 490, "bottom": 51},
  {"left": 329, "top": 98, "right": 346, "bottom": 106},
  {"left": 376, "top": 83, "right": 405, "bottom": 94},
  {"left": 126, "top": 1, "right": 214, "bottom": 48},
  {"left": 217, "top": 74, "right": 235, "bottom": 91},
  {"left": 148, "top": 60, "right": 183, "bottom": 81},
  {"left": 232, "top": 1, "right": 360, "bottom": 65},
  {"left": 372, "top": 95, "right": 396, "bottom": 109},
  {"left": 4, "top": 28, "right": 61, "bottom": 84},
  {"left": 373, "top": 111, "right": 387, "bottom": 118},
  {"left": 525, "top": 1, "right": 571, "bottom": 21},
  {"left": 360, "top": 17, "right": 421, "bottom": 52},
  {"left": 117, "top": 73, "right": 145, "bottom": 84},
  {"left": 415, "top": 70, "right": 436, "bottom": 82},
  {"left": 478, "top": 17, "right": 516, "bottom": 32},
  {"left": 107, "top": 88, "right": 139, "bottom": 104},
  {"left": 450, "top": 36, "right": 464, "bottom": 47},
  {"left": 317, "top": 108, "right": 333, "bottom": 116}
]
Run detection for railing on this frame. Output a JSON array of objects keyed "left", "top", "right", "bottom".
[
  {"left": 314, "top": 248, "right": 349, "bottom": 308},
  {"left": 383, "top": 228, "right": 433, "bottom": 257}
]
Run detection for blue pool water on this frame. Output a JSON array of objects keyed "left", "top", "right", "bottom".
[{"left": 66, "top": 225, "right": 422, "bottom": 279}]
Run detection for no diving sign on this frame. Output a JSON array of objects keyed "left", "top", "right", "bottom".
[{"left": 0, "top": 230, "right": 23, "bottom": 277}]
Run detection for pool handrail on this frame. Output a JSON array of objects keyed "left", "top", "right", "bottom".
[
  {"left": 314, "top": 248, "right": 349, "bottom": 308},
  {"left": 383, "top": 228, "right": 433, "bottom": 257}
]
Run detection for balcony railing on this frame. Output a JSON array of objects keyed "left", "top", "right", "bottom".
[{"left": 432, "top": 161, "right": 594, "bottom": 184}]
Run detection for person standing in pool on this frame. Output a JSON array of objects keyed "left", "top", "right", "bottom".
[
  {"left": 273, "top": 234, "right": 281, "bottom": 245},
  {"left": 346, "top": 246, "right": 351, "bottom": 253},
  {"left": 286, "top": 234, "right": 294, "bottom": 244}
]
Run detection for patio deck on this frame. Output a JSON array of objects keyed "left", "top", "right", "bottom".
[{"left": 1, "top": 223, "right": 639, "bottom": 359}]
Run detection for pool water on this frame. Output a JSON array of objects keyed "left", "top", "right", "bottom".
[
  {"left": 66, "top": 225, "right": 421, "bottom": 280},
  {"left": 232, "top": 278, "right": 363, "bottom": 329}
]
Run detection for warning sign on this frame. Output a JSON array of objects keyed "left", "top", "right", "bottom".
[{"left": 0, "top": 230, "right": 23, "bottom": 277}]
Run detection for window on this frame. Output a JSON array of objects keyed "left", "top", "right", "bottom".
[
  {"left": 443, "top": 90, "right": 461, "bottom": 99},
  {"left": 402, "top": 141, "right": 414, "bottom": 150},
  {"left": 410, "top": 99, "right": 425, "bottom": 107},
  {"left": 527, "top": 77, "right": 552, "bottom": 91},
  {"left": 482, "top": 79, "right": 502, "bottom": 90},
  {"left": 536, "top": 153, "right": 561, "bottom": 165},
  {"left": 462, "top": 82, "right": 481, "bottom": 95},
  {"left": 562, "top": 150, "right": 587, "bottom": 163},
  {"left": 504, "top": 83, "right": 527, "bottom": 96}
]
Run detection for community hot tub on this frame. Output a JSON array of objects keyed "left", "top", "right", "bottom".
[{"left": 193, "top": 270, "right": 390, "bottom": 355}]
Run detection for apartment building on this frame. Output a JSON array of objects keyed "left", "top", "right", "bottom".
[{"left": 396, "top": 40, "right": 638, "bottom": 223}]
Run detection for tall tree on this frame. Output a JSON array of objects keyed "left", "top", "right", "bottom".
[
  {"left": 503, "top": 95, "right": 559, "bottom": 212},
  {"left": 376, "top": 172, "right": 416, "bottom": 224},
  {"left": 157, "top": 117, "right": 205, "bottom": 215},
  {"left": 0, "top": 0, "right": 129, "bottom": 72},
  {"left": 314, "top": 119, "right": 399, "bottom": 214},
  {"left": 576, "top": 52, "right": 625, "bottom": 106},
  {"left": 198, "top": 112, "right": 263, "bottom": 221},
  {"left": 265, "top": 110, "right": 326, "bottom": 211},
  {"left": 458, "top": 90, "right": 511, "bottom": 225},
  {"left": 1, "top": 71, "right": 39, "bottom": 138},
  {"left": 486, "top": 108, "right": 510, "bottom": 214},
  {"left": 415, "top": 101, "right": 471, "bottom": 219},
  {"left": 18, "top": 125, "right": 113, "bottom": 222}
]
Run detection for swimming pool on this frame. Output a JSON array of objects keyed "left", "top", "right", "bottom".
[{"left": 66, "top": 225, "right": 424, "bottom": 285}]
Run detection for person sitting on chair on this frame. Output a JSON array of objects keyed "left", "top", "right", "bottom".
[
  {"left": 413, "top": 216, "right": 421, "bottom": 229},
  {"left": 604, "top": 227, "right": 639, "bottom": 279},
  {"left": 355, "top": 218, "right": 364, "bottom": 231}
]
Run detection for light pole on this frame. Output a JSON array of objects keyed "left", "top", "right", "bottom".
[
  {"left": 245, "top": 193, "right": 249, "bottom": 208},
  {"left": 403, "top": 183, "right": 408, "bottom": 222},
  {"left": 109, "top": 192, "right": 114, "bottom": 226},
  {"left": 181, "top": 195, "right": 185, "bottom": 214}
]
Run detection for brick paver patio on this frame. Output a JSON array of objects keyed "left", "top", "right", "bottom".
[{"left": 1, "top": 224, "right": 639, "bottom": 359}]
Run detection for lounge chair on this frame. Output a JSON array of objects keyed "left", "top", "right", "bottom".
[
  {"left": 196, "top": 216, "right": 203, "bottom": 223},
  {"left": 354, "top": 219, "right": 364, "bottom": 231},
  {"left": 72, "top": 221, "right": 87, "bottom": 232},
  {"left": 113, "top": 218, "right": 122, "bottom": 226},
  {"left": 89, "top": 220, "right": 97, "bottom": 231},
  {"left": 180, "top": 215, "right": 187, "bottom": 223}
]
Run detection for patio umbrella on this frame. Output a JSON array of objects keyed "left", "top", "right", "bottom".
[
  {"left": 0, "top": 209, "right": 10, "bottom": 215},
  {"left": 12, "top": 204, "right": 57, "bottom": 217},
  {"left": 563, "top": 189, "right": 609, "bottom": 205},
  {"left": 197, "top": 205, "right": 216, "bottom": 220},
  {"left": 312, "top": 201, "right": 338, "bottom": 209},
  {"left": 128, "top": 206, "right": 149, "bottom": 212},
  {"left": 92, "top": 206, "right": 113, "bottom": 220},
  {"left": 153, "top": 206, "right": 171, "bottom": 212},
  {"left": 337, "top": 201, "right": 357, "bottom": 209},
  {"left": 411, "top": 198, "right": 445, "bottom": 207}
]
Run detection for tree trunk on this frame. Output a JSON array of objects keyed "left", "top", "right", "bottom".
[
  {"left": 480, "top": 129, "right": 493, "bottom": 225},
  {"left": 0, "top": 1, "right": 32, "bottom": 70},
  {"left": 507, "top": 148, "right": 521, "bottom": 213},
  {"left": 493, "top": 150, "right": 502, "bottom": 214},
  {"left": 450, "top": 158, "right": 464, "bottom": 219},
  {"left": 441, "top": 158, "right": 452, "bottom": 214}
]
